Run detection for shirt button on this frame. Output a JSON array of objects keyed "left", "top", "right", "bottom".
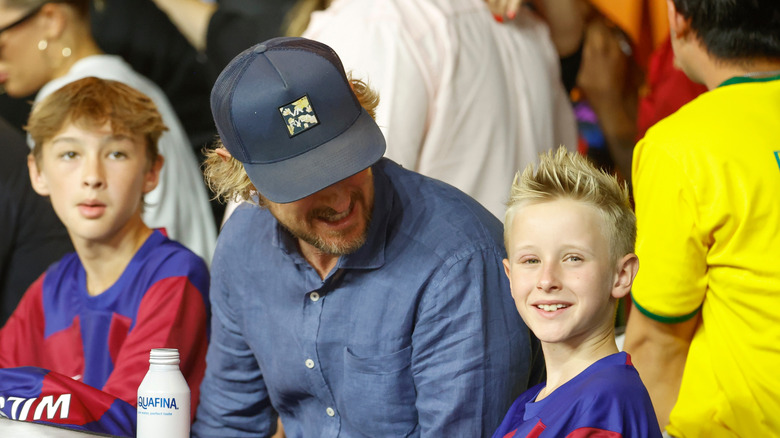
[
  {"left": 305, "top": 359, "right": 315, "bottom": 369},
  {"left": 326, "top": 407, "right": 335, "bottom": 417},
  {"left": 310, "top": 292, "right": 320, "bottom": 302}
]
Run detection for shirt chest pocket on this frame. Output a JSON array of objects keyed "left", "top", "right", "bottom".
[{"left": 340, "top": 345, "right": 417, "bottom": 436}]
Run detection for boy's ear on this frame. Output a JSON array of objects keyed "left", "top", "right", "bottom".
[
  {"left": 28, "top": 154, "right": 51, "bottom": 196},
  {"left": 666, "top": 0, "right": 692, "bottom": 41},
  {"left": 611, "top": 253, "right": 639, "bottom": 299},
  {"left": 143, "top": 155, "right": 164, "bottom": 195},
  {"left": 502, "top": 258, "right": 511, "bottom": 284}
]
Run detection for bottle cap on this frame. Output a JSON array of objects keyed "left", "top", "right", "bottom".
[{"left": 149, "top": 348, "right": 180, "bottom": 365}]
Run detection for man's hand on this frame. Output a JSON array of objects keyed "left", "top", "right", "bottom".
[
  {"left": 484, "top": 0, "right": 524, "bottom": 19},
  {"left": 485, "top": 0, "right": 588, "bottom": 57}
]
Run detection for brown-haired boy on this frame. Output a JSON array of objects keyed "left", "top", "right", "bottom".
[{"left": 0, "top": 77, "right": 209, "bottom": 435}]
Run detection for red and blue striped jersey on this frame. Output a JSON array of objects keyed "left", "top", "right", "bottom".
[
  {"left": 492, "top": 352, "right": 662, "bottom": 438},
  {"left": 0, "top": 367, "right": 136, "bottom": 436},
  {"left": 0, "top": 230, "right": 209, "bottom": 435}
]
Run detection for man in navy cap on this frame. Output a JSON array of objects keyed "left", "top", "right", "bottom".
[{"left": 192, "top": 37, "right": 542, "bottom": 437}]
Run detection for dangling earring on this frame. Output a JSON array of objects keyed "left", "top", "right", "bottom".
[
  {"left": 62, "top": 47, "right": 72, "bottom": 57},
  {"left": 38, "top": 40, "right": 48, "bottom": 51}
]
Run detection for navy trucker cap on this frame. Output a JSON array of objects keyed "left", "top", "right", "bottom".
[{"left": 210, "top": 37, "right": 386, "bottom": 203}]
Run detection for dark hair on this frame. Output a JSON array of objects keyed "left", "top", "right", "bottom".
[{"left": 672, "top": 0, "right": 780, "bottom": 61}]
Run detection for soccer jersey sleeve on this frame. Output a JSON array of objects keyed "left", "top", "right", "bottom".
[
  {"left": 0, "top": 275, "right": 47, "bottom": 368},
  {"left": 100, "top": 275, "right": 209, "bottom": 420},
  {"left": 0, "top": 367, "right": 136, "bottom": 437},
  {"left": 631, "top": 137, "right": 708, "bottom": 322}
]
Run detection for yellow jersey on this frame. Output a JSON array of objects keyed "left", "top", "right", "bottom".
[{"left": 632, "top": 75, "right": 780, "bottom": 437}]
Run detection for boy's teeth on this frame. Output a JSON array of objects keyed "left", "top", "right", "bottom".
[{"left": 537, "top": 304, "right": 567, "bottom": 312}]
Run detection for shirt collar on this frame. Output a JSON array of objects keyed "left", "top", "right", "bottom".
[
  {"left": 719, "top": 72, "right": 780, "bottom": 88},
  {"left": 339, "top": 160, "right": 390, "bottom": 270}
]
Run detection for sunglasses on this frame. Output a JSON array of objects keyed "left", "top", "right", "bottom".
[{"left": 0, "top": 4, "right": 45, "bottom": 36}]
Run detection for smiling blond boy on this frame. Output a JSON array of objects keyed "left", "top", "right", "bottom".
[{"left": 493, "top": 147, "right": 660, "bottom": 438}]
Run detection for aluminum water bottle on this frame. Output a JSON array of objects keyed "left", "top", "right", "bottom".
[{"left": 136, "top": 348, "right": 190, "bottom": 438}]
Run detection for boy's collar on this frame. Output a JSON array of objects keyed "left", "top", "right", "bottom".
[{"left": 719, "top": 72, "right": 780, "bottom": 88}]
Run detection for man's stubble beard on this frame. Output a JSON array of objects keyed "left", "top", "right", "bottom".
[{"left": 279, "top": 189, "right": 373, "bottom": 256}]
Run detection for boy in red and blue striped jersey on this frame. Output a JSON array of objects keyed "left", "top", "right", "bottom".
[{"left": 0, "top": 77, "right": 209, "bottom": 436}]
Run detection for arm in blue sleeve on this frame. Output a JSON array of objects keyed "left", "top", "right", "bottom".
[
  {"left": 191, "top": 260, "right": 276, "bottom": 437},
  {"left": 411, "top": 247, "right": 538, "bottom": 436}
]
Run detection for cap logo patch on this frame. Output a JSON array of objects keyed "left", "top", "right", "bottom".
[{"left": 279, "top": 95, "right": 319, "bottom": 137}]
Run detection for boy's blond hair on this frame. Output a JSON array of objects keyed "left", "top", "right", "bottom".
[
  {"left": 203, "top": 75, "right": 380, "bottom": 205},
  {"left": 26, "top": 76, "right": 167, "bottom": 169},
  {"left": 504, "top": 147, "right": 636, "bottom": 262}
]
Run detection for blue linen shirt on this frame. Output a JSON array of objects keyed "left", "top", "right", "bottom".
[{"left": 192, "top": 159, "right": 542, "bottom": 437}]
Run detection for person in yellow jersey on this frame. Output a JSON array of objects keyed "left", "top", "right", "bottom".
[{"left": 622, "top": 0, "right": 780, "bottom": 437}]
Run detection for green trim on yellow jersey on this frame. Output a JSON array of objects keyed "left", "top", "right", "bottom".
[
  {"left": 719, "top": 73, "right": 780, "bottom": 87},
  {"left": 631, "top": 295, "right": 700, "bottom": 324}
]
